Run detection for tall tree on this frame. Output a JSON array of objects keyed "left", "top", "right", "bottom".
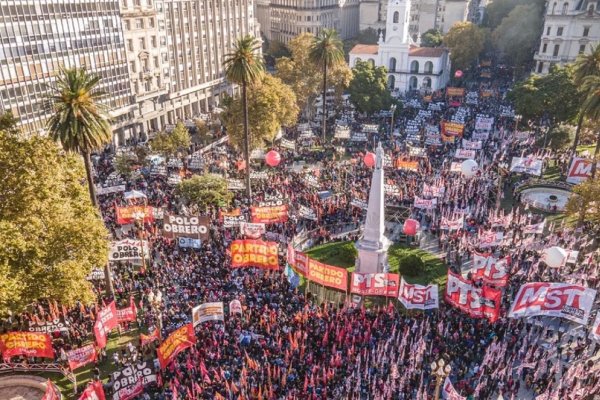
[
  {"left": 46, "top": 67, "right": 112, "bottom": 208},
  {"left": 309, "top": 29, "right": 345, "bottom": 142},
  {"left": 0, "top": 131, "right": 109, "bottom": 316},
  {"left": 276, "top": 33, "right": 352, "bottom": 118},
  {"left": 565, "top": 176, "right": 600, "bottom": 226},
  {"left": 0, "top": 110, "right": 19, "bottom": 135},
  {"left": 221, "top": 75, "right": 298, "bottom": 151},
  {"left": 421, "top": 29, "right": 443, "bottom": 47},
  {"left": 150, "top": 122, "right": 191, "bottom": 159},
  {"left": 579, "top": 75, "right": 600, "bottom": 177},
  {"left": 347, "top": 60, "right": 393, "bottom": 115},
  {"left": 223, "top": 35, "right": 265, "bottom": 202},
  {"left": 443, "top": 22, "right": 487, "bottom": 71},
  {"left": 175, "top": 174, "right": 233, "bottom": 212},
  {"left": 571, "top": 45, "right": 600, "bottom": 154}
]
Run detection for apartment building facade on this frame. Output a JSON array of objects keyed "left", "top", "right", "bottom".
[
  {"left": 258, "top": 0, "right": 360, "bottom": 44},
  {"left": 533, "top": 0, "right": 600, "bottom": 75}
]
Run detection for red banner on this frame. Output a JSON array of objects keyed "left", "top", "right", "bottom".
[
  {"left": 117, "top": 297, "right": 138, "bottom": 323},
  {"left": 115, "top": 205, "right": 155, "bottom": 225},
  {"left": 350, "top": 273, "right": 399, "bottom": 297},
  {"left": 0, "top": 331, "right": 55, "bottom": 361},
  {"left": 441, "top": 121, "right": 465, "bottom": 137},
  {"left": 286, "top": 244, "right": 307, "bottom": 277},
  {"left": 94, "top": 302, "right": 118, "bottom": 348},
  {"left": 250, "top": 205, "right": 288, "bottom": 224},
  {"left": 230, "top": 239, "right": 279, "bottom": 271},
  {"left": 157, "top": 323, "right": 196, "bottom": 369},
  {"left": 445, "top": 271, "right": 501, "bottom": 322},
  {"left": 398, "top": 278, "right": 439, "bottom": 310},
  {"left": 67, "top": 344, "right": 97, "bottom": 370},
  {"left": 307, "top": 259, "right": 348, "bottom": 291},
  {"left": 471, "top": 254, "right": 510, "bottom": 287},
  {"left": 140, "top": 329, "right": 161, "bottom": 347},
  {"left": 78, "top": 380, "right": 106, "bottom": 400},
  {"left": 42, "top": 379, "right": 61, "bottom": 400}
]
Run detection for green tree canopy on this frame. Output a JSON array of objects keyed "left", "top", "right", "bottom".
[
  {"left": 0, "top": 110, "right": 19, "bottom": 135},
  {"left": 276, "top": 33, "right": 352, "bottom": 116},
  {"left": 421, "top": 29, "right": 443, "bottom": 47},
  {"left": 443, "top": 22, "right": 487, "bottom": 71},
  {"left": 492, "top": 3, "right": 544, "bottom": 69},
  {"left": 484, "top": 0, "right": 544, "bottom": 29},
  {"left": 175, "top": 174, "right": 233, "bottom": 211},
  {"left": 221, "top": 75, "right": 299, "bottom": 151},
  {"left": 565, "top": 176, "right": 600, "bottom": 226},
  {"left": 150, "top": 122, "right": 191, "bottom": 158},
  {"left": 0, "top": 131, "right": 109, "bottom": 316},
  {"left": 348, "top": 60, "right": 393, "bottom": 115}
]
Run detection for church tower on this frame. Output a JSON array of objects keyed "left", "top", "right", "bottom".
[{"left": 386, "top": 0, "right": 411, "bottom": 44}]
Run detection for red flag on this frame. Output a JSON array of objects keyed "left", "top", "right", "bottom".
[
  {"left": 78, "top": 381, "right": 106, "bottom": 400},
  {"left": 93, "top": 301, "right": 118, "bottom": 348},
  {"left": 140, "top": 329, "right": 160, "bottom": 346},
  {"left": 42, "top": 380, "right": 61, "bottom": 400},
  {"left": 66, "top": 344, "right": 97, "bottom": 370}
]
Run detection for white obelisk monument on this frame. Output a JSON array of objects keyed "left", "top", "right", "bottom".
[{"left": 355, "top": 142, "right": 390, "bottom": 273}]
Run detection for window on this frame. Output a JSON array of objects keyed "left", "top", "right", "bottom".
[
  {"left": 553, "top": 44, "right": 560, "bottom": 57},
  {"left": 409, "top": 76, "right": 418, "bottom": 89},
  {"left": 557, "top": 27, "right": 563, "bottom": 36},
  {"left": 546, "top": 26, "right": 551, "bottom": 35},
  {"left": 124, "top": 20, "right": 130, "bottom": 30},
  {"left": 551, "top": 2, "right": 556, "bottom": 13},
  {"left": 583, "top": 26, "right": 590, "bottom": 37},
  {"left": 389, "top": 57, "right": 396, "bottom": 71},
  {"left": 139, "top": 38, "right": 145, "bottom": 49},
  {"left": 127, "top": 39, "right": 133, "bottom": 51},
  {"left": 129, "top": 61, "right": 136, "bottom": 72},
  {"left": 136, "top": 19, "right": 143, "bottom": 29},
  {"left": 410, "top": 60, "right": 419, "bottom": 73},
  {"left": 423, "top": 77, "right": 431, "bottom": 88},
  {"left": 151, "top": 36, "right": 157, "bottom": 47},
  {"left": 542, "top": 43, "right": 547, "bottom": 53},
  {"left": 424, "top": 61, "right": 433, "bottom": 74},
  {"left": 562, "top": 2, "right": 568, "bottom": 14},
  {"left": 393, "top": 11, "right": 399, "bottom": 23},
  {"left": 579, "top": 44, "right": 586, "bottom": 54},
  {"left": 537, "top": 62, "right": 544, "bottom": 73},
  {"left": 149, "top": 18, "right": 155, "bottom": 28},
  {"left": 388, "top": 75, "right": 395, "bottom": 89}
]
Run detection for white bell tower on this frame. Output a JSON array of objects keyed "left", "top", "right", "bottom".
[{"left": 386, "top": 0, "right": 411, "bottom": 44}]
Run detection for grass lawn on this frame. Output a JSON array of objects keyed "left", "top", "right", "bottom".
[
  {"left": 305, "top": 241, "right": 357, "bottom": 271},
  {"left": 28, "top": 329, "right": 139, "bottom": 399},
  {"left": 542, "top": 162, "right": 561, "bottom": 181}
]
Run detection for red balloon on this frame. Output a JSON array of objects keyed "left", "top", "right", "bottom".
[
  {"left": 265, "top": 150, "right": 281, "bottom": 167},
  {"left": 454, "top": 70, "right": 463, "bottom": 78},
  {"left": 403, "top": 219, "right": 419, "bottom": 236},
  {"left": 363, "top": 152, "right": 376, "bottom": 167}
]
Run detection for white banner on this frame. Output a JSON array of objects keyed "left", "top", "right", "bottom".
[
  {"left": 350, "top": 198, "right": 368, "bottom": 210},
  {"left": 334, "top": 126, "right": 351, "bottom": 139},
  {"left": 192, "top": 302, "right": 225, "bottom": 326},
  {"left": 475, "top": 116, "right": 494, "bottom": 131},
  {"left": 442, "top": 377, "right": 466, "bottom": 400},
  {"left": 450, "top": 162, "right": 462, "bottom": 173},
  {"left": 455, "top": 148, "right": 476, "bottom": 159},
  {"left": 509, "top": 282, "right": 597, "bottom": 325},
  {"left": 109, "top": 239, "right": 150, "bottom": 261},
  {"left": 398, "top": 278, "right": 439, "bottom": 310},
  {"left": 423, "top": 184, "right": 445, "bottom": 198},
  {"left": 414, "top": 197, "right": 437, "bottom": 209},
  {"left": 409, "top": 146, "right": 427, "bottom": 158},
  {"left": 440, "top": 215, "right": 463, "bottom": 230},
  {"left": 510, "top": 156, "right": 543, "bottom": 176},
  {"left": 566, "top": 157, "right": 595, "bottom": 184},
  {"left": 227, "top": 178, "right": 245, "bottom": 190},
  {"left": 472, "top": 131, "right": 489, "bottom": 141},
  {"left": 523, "top": 220, "right": 545, "bottom": 234},
  {"left": 250, "top": 171, "right": 269, "bottom": 180},
  {"left": 97, "top": 185, "right": 126, "bottom": 195},
  {"left": 280, "top": 138, "right": 296, "bottom": 150},
  {"left": 298, "top": 205, "right": 318, "bottom": 221},
  {"left": 461, "top": 139, "right": 482, "bottom": 150},
  {"left": 384, "top": 184, "right": 400, "bottom": 196},
  {"left": 350, "top": 132, "right": 368, "bottom": 142},
  {"left": 478, "top": 231, "right": 504, "bottom": 248},
  {"left": 239, "top": 222, "right": 266, "bottom": 239}
]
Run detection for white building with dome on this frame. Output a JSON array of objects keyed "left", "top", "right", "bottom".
[{"left": 349, "top": 0, "right": 451, "bottom": 93}]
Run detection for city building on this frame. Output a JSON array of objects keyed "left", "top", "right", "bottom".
[
  {"left": 257, "top": 0, "right": 360, "bottom": 44},
  {"left": 533, "top": 0, "right": 600, "bottom": 75},
  {"left": 349, "top": 0, "right": 451, "bottom": 93},
  {"left": 0, "top": 0, "right": 136, "bottom": 140}
]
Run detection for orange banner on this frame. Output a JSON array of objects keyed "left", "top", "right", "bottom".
[
  {"left": 0, "top": 331, "right": 54, "bottom": 361},
  {"left": 115, "top": 205, "right": 155, "bottom": 225},
  {"left": 157, "top": 323, "right": 196, "bottom": 369},
  {"left": 442, "top": 133, "right": 456, "bottom": 143},
  {"left": 250, "top": 205, "right": 288, "bottom": 224},
  {"left": 230, "top": 239, "right": 279, "bottom": 270},
  {"left": 395, "top": 159, "right": 419, "bottom": 171},
  {"left": 446, "top": 87, "right": 465, "bottom": 97},
  {"left": 441, "top": 121, "right": 464, "bottom": 137},
  {"left": 307, "top": 259, "right": 348, "bottom": 291}
]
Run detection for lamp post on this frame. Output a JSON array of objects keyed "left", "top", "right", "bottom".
[
  {"left": 150, "top": 289, "right": 163, "bottom": 332},
  {"left": 431, "top": 358, "right": 452, "bottom": 400},
  {"left": 390, "top": 104, "right": 397, "bottom": 137}
]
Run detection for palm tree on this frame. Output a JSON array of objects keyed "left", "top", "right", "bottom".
[
  {"left": 571, "top": 45, "right": 600, "bottom": 155},
  {"left": 309, "top": 29, "right": 344, "bottom": 143},
  {"left": 47, "top": 67, "right": 112, "bottom": 208},
  {"left": 223, "top": 35, "right": 265, "bottom": 202},
  {"left": 580, "top": 75, "right": 600, "bottom": 177}
]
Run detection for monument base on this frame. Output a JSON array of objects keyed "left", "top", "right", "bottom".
[{"left": 355, "top": 237, "right": 390, "bottom": 274}]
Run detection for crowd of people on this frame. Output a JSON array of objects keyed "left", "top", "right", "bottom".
[{"left": 2, "top": 69, "right": 600, "bottom": 400}]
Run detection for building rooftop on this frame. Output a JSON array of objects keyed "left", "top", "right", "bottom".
[
  {"left": 349, "top": 44, "right": 379, "bottom": 55},
  {"left": 409, "top": 46, "right": 447, "bottom": 58}
]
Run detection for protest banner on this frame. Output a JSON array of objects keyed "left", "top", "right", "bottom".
[
  {"left": 178, "top": 237, "right": 201, "bottom": 248},
  {"left": 461, "top": 139, "right": 482, "bottom": 150},
  {"left": 398, "top": 278, "right": 439, "bottom": 310},
  {"left": 442, "top": 121, "right": 465, "bottom": 137},
  {"left": 27, "top": 317, "right": 70, "bottom": 334},
  {"left": 478, "top": 231, "right": 504, "bottom": 248},
  {"left": 294, "top": 251, "right": 309, "bottom": 277},
  {"left": 0, "top": 331, "right": 55, "bottom": 361},
  {"left": 472, "top": 131, "right": 490, "bottom": 141},
  {"left": 229, "top": 300, "right": 243, "bottom": 315},
  {"left": 42, "top": 379, "right": 61, "bottom": 400},
  {"left": 471, "top": 254, "right": 510, "bottom": 287},
  {"left": 509, "top": 282, "right": 596, "bottom": 325},
  {"left": 298, "top": 205, "right": 318, "bottom": 221},
  {"left": 475, "top": 116, "right": 494, "bottom": 131},
  {"left": 350, "top": 198, "right": 368, "bottom": 210},
  {"left": 384, "top": 184, "right": 401, "bottom": 196},
  {"left": 590, "top": 313, "right": 600, "bottom": 342},
  {"left": 440, "top": 215, "right": 464, "bottom": 230},
  {"left": 162, "top": 214, "right": 209, "bottom": 240},
  {"left": 67, "top": 344, "right": 97, "bottom": 370},
  {"left": 115, "top": 205, "right": 155, "bottom": 225},
  {"left": 240, "top": 222, "right": 266, "bottom": 239},
  {"left": 307, "top": 259, "right": 348, "bottom": 291},
  {"left": 280, "top": 138, "right": 296, "bottom": 150},
  {"left": 303, "top": 174, "right": 320, "bottom": 188},
  {"left": 250, "top": 171, "right": 269, "bottom": 180},
  {"left": 192, "top": 302, "right": 225, "bottom": 326},
  {"left": 423, "top": 184, "right": 445, "bottom": 198},
  {"left": 425, "top": 132, "right": 442, "bottom": 146},
  {"left": 97, "top": 185, "right": 126, "bottom": 196},
  {"left": 112, "top": 361, "right": 157, "bottom": 400},
  {"left": 78, "top": 380, "right": 106, "bottom": 400},
  {"left": 350, "top": 273, "right": 399, "bottom": 297},
  {"left": 442, "top": 377, "right": 467, "bottom": 400},
  {"left": 350, "top": 132, "right": 368, "bottom": 142},
  {"left": 523, "top": 220, "right": 545, "bottom": 234},
  {"left": 227, "top": 178, "right": 245, "bottom": 190},
  {"left": 116, "top": 297, "right": 137, "bottom": 323},
  {"left": 230, "top": 239, "right": 279, "bottom": 270},
  {"left": 221, "top": 208, "right": 246, "bottom": 227},
  {"left": 395, "top": 159, "right": 419, "bottom": 171},
  {"left": 455, "top": 148, "right": 476, "bottom": 159},
  {"left": 250, "top": 148, "right": 265, "bottom": 159},
  {"left": 334, "top": 126, "right": 351, "bottom": 139},
  {"left": 445, "top": 271, "right": 501, "bottom": 322},
  {"left": 94, "top": 301, "right": 118, "bottom": 348},
  {"left": 446, "top": 87, "right": 465, "bottom": 97},
  {"left": 408, "top": 146, "right": 427, "bottom": 158},
  {"left": 140, "top": 330, "right": 160, "bottom": 347},
  {"left": 157, "top": 324, "right": 196, "bottom": 369},
  {"left": 251, "top": 204, "right": 288, "bottom": 224},
  {"left": 510, "top": 156, "right": 543, "bottom": 176},
  {"left": 566, "top": 157, "right": 595, "bottom": 184},
  {"left": 414, "top": 197, "right": 437, "bottom": 210},
  {"left": 109, "top": 239, "right": 150, "bottom": 261}
]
